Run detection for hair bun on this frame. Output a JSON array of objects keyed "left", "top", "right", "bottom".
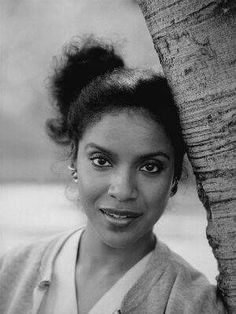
[{"left": 50, "top": 37, "right": 124, "bottom": 119}]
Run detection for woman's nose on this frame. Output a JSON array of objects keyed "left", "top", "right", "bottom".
[{"left": 108, "top": 169, "right": 138, "bottom": 201}]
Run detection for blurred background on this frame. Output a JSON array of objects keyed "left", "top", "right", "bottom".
[{"left": 0, "top": 0, "right": 218, "bottom": 283}]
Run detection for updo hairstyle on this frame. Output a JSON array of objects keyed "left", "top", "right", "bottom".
[{"left": 46, "top": 37, "right": 185, "bottom": 191}]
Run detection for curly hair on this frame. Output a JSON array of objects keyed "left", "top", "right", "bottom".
[{"left": 46, "top": 36, "right": 185, "bottom": 187}]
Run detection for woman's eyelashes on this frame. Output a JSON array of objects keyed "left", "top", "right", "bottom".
[
  {"left": 140, "top": 161, "right": 164, "bottom": 174},
  {"left": 90, "top": 154, "right": 112, "bottom": 168},
  {"left": 89, "top": 153, "right": 164, "bottom": 174}
]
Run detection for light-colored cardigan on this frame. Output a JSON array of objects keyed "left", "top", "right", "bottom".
[{"left": 0, "top": 228, "right": 227, "bottom": 314}]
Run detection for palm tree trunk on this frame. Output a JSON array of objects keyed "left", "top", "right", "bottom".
[{"left": 137, "top": 0, "right": 236, "bottom": 312}]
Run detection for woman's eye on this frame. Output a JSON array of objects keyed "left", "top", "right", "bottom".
[
  {"left": 90, "top": 156, "right": 111, "bottom": 168},
  {"left": 140, "top": 163, "right": 162, "bottom": 173}
]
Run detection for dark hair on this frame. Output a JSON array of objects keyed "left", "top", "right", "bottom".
[{"left": 46, "top": 37, "right": 185, "bottom": 188}]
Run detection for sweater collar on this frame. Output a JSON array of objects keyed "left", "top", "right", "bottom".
[
  {"left": 37, "top": 227, "right": 84, "bottom": 288},
  {"left": 120, "top": 238, "right": 170, "bottom": 311}
]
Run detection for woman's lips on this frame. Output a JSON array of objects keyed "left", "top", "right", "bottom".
[{"left": 99, "top": 207, "right": 142, "bottom": 227}]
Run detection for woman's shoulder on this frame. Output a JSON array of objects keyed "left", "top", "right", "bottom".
[
  {"left": 0, "top": 227, "right": 83, "bottom": 273},
  {"left": 121, "top": 239, "right": 226, "bottom": 313},
  {"left": 149, "top": 239, "right": 226, "bottom": 312},
  {"left": 0, "top": 227, "right": 84, "bottom": 314},
  {"left": 154, "top": 239, "right": 210, "bottom": 281}
]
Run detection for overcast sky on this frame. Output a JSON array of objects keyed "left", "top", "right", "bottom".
[{"left": 1, "top": 0, "right": 161, "bottom": 116}]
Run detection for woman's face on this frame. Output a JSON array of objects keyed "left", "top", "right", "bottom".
[{"left": 76, "top": 110, "right": 175, "bottom": 249}]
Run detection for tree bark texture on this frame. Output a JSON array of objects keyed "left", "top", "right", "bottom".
[{"left": 137, "top": 0, "right": 236, "bottom": 312}]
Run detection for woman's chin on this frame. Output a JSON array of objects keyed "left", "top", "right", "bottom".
[{"left": 97, "top": 226, "right": 154, "bottom": 252}]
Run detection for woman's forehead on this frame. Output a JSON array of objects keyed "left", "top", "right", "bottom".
[{"left": 79, "top": 111, "right": 174, "bottom": 157}]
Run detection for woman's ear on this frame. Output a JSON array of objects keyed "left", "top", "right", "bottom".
[{"left": 68, "top": 164, "right": 78, "bottom": 183}]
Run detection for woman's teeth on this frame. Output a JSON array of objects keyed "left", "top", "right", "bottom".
[
  {"left": 100, "top": 208, "right": 134, "bottom": 219},
  {"left": 106, "top": 212, "right": 129, "bottom": 219}
]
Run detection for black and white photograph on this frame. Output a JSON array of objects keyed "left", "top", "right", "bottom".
[{"left": 0, "top": 1, "right": 235, "bottom": 313}]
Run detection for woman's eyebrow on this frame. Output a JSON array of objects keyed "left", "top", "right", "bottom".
[
  {"left": 85, "top": 143, "right": 117, "bottom": 157},
  {"left": 138, "top": 152, "right": 170, "bottom": 161},
  {"left": 85, "top": 143, "right": 170, "bottom": 160}
]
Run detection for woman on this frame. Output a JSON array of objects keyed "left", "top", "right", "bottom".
[{"left": 0, "top": 38, "right": 226, "bottom": 314}]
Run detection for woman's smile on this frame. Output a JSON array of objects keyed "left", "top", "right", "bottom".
[
  {"left": 98, "top": 207, "right": 143, "bottom": 228},
  {"left": 76, "top": 110, "right": 175, "bottom": 249}
]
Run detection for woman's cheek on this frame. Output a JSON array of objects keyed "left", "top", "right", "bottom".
[
  {"left": 144, "top": 178, "right": 172, "bottom": 208},
  {"left": 78, "top": 173, "right": 107, "bottom": 208}
]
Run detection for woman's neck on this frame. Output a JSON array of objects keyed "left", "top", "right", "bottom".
[{"left": 77, "top": 224, "right": 155, "bottom": 276}]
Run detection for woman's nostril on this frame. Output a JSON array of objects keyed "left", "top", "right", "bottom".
[{"left": 108, "top": 176, "right": 138, "bottom": 201}]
